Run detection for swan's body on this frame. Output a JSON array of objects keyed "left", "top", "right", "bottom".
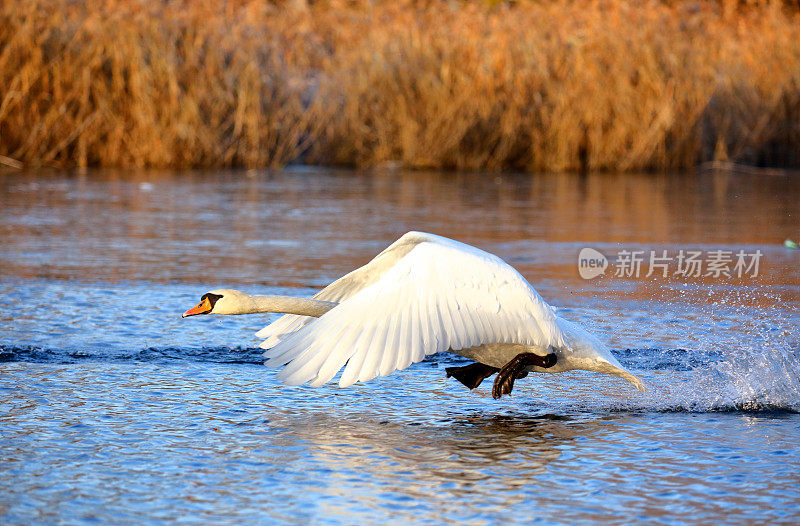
[{"left": 183, "top": 232, "right": 644, "bottom": 395}]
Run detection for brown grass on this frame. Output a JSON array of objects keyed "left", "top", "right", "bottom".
[{"left": 1, "top": 0, "right": 799, "bottom": 172}]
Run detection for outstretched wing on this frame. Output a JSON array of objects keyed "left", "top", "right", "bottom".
[
  {"left": 263, "top": 235, "right": 568, "bottom": 387},
  {"left": 256, "top": 232, "right": 439, "bottom": 348}
]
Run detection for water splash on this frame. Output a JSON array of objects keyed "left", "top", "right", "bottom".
[{"left": 622, "top": 286, "right": 800, "bottom": 412}]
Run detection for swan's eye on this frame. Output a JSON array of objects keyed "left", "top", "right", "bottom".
[{"left": 201, "top": 293, "right": 224, "bottom": 309}]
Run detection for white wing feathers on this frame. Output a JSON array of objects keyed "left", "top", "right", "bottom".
[
  {"left": 255, "top": 231, "right": 430, "bottom": 348},
  {"left": 261, "top": 234, "right": 568, "bottom": 388}
]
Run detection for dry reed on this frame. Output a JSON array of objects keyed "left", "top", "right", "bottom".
[{"left": 1, "top": 0, "right": 799, "bottom": 172}]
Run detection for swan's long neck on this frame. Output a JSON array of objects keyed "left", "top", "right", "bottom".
[{"left": 241, "top": 294, "right": 337, "bottom": 317}]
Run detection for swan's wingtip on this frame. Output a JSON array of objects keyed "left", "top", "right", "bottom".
[
  {"left": 258, "top": 335, "right": 281, "bottom": 349},
  {"left": 276, "top": 371, "right": 306, "bottom": 386}
]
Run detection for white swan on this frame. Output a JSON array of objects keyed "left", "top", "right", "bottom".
[{"left": 183, "top": 231, "right": 645, "bottom": 397}]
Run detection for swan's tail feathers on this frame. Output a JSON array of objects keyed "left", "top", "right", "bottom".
[
  {"left": 555, "top": 317, "right": 646, "bottom": 393},
  {"left": 614, "top": 369, "right": 647, "bottom": 392}
]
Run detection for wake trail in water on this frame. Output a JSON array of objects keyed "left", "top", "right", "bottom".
[
  {"left": 0, "top": 345, "right": 706, "bottom": 368},
  {"left": 0, "top": 345, "right": 266, "bottom": 365},
  {"left": 3, "top": 343, "right": 798, "bottom": 413}
]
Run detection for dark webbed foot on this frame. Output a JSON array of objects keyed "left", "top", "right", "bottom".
[
  {"left": 492, "top": 352, "right": 558, "bottom": 399},
  {"left": 446, "top": 362, "right": 500, "bottom": 389}
]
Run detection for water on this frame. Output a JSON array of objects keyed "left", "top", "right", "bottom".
[{"left": 2, "top": 169, "right": 799, "bottom": 524}]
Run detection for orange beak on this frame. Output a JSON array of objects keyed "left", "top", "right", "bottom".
[{"left": 182, "top": 297, "right": 213, "bottom": 318}]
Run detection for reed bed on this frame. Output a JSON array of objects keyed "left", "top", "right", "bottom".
[{"left": 1, "top": 0, "right": 799, "bottom": 172}]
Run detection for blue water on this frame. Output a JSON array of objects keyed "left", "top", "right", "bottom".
[{"left": 2, "top": 169, "right": 799, "bottom": 523}]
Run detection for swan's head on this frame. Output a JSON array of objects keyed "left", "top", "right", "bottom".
[{"left": 182, "top": 289, "right": 249, "bottom": 317}]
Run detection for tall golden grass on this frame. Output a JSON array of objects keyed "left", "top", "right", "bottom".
[{"left": 1, "top": 0, "right": 799, "bottom": 172}]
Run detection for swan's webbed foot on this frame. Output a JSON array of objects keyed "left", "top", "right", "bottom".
[
  {"left": 446, "top": 362, "right": 499, "bottom": 390},
  {"left": 492, "top": 352, "right": 558, "bottom": 399}
]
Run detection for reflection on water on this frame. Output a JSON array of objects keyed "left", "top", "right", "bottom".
[
  {"left": 1, "top": 168, "right": 799, "bottom": 523},
  {"left": 3, "top": 357, "right": 797, "bottom": 524},
  {"left": 2, "top": 169, "right": 799, "bottom": 295}
]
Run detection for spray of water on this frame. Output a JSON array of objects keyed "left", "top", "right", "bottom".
[{"left": 624, "top": 286, "right": 800, "bottom": 412}]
